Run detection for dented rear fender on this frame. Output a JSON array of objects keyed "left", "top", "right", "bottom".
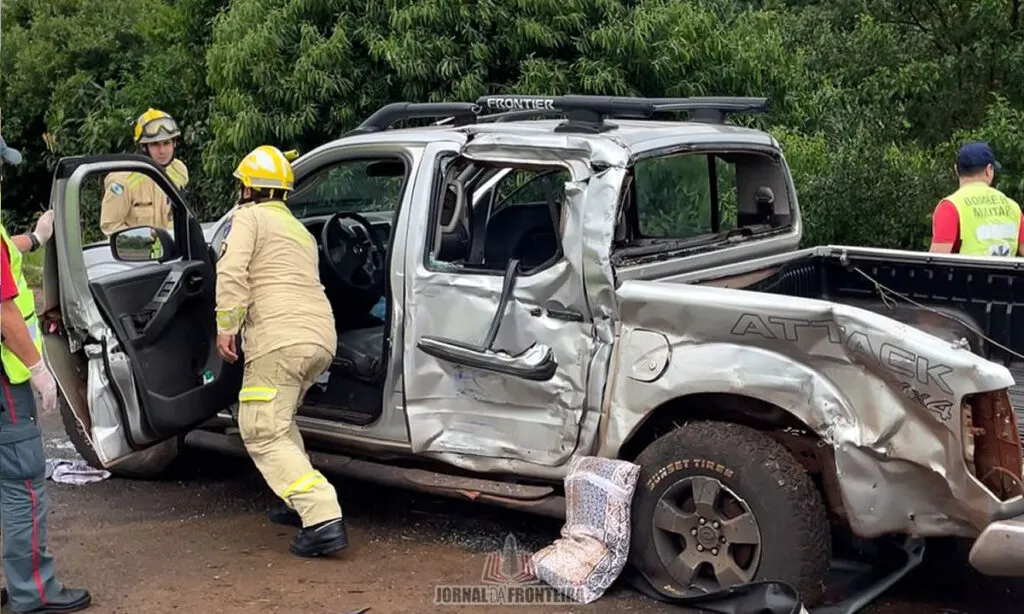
[{"left": 604, "top": 280, "right": 1022, "bottom": 540}]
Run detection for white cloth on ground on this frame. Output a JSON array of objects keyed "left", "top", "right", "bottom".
[{"left": 45, "top": 458, "right": 111, "bottom": 485}]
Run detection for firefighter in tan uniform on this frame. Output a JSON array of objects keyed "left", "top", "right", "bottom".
[
  {"left": 99, "top": 108, "right": 189, "bottom": 236},
  {"left": 215, "top": 145, "right": 346, "bottom": 558}
]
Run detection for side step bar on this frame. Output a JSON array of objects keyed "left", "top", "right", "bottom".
[{"left": 183, "top": 429, "right": 567, "bottom": 519}]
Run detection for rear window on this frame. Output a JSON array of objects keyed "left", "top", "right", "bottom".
[{"left": 634, "top": 152, "right": 737, "bottom": 239}]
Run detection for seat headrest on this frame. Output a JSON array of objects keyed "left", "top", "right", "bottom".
[{"left": 755, "top": 186, "right": 775, "bottom": 205}]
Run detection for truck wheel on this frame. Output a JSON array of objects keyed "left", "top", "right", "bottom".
[
  {"left": 628, "top": 420, "right": 830, "bottom": 605},
  {"left": 58, "top": 395, "right": 179, "bottom": 480}
]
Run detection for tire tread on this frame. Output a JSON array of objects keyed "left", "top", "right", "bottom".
[{"left": 631, "top": 420, "right": 831, "bottom": 605}]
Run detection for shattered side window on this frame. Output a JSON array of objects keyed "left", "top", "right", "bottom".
[
  {"left": 493, "top": 169, "right": 570, "bottom": 214},
  {"left": 425, "top": 160, "right": 566, "bottom": 275}
]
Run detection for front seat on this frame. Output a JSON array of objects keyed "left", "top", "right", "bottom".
[
  {"left": 483, "top": 204, "right": 559, "bottom": 270},
  {"left": 333, "top": 324, "right": 386, "bottom": 384}
]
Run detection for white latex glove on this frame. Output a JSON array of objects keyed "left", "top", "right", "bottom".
[
  {"left": 28, "top": 359, "right": 58, "bottom": 414},
  {"left": 33, "top": 209, "right": 54, "bottom": 245}
]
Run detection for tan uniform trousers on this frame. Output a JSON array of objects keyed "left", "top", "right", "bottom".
[{"left": 237, "top": 343, "right": 341, "bottom": 527}]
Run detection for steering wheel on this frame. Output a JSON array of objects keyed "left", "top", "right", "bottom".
[{"left": 320, "top": 212, "right": 386, "bottom": 292}]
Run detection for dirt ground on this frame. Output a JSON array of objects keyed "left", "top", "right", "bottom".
[{"left": 2, "top": 400, "right": 1021, "bottom": 614}]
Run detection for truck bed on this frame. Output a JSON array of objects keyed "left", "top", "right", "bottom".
[{"left": 705, "top": 246, "right": 1024, "bottom": 439}]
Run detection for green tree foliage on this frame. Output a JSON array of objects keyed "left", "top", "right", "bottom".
[
  {"left": 4, "top": 0, "right": 1024, "bottom": 251},
  {"left": 0, "top": 0, "right": 225, "bottom": 222}
]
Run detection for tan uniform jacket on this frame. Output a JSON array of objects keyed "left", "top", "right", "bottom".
[
  {"left": 99, "top": 158, "right": 189, "bottom": 236},
  {"left": 215, "top": 200, "right": 337, "bottom": 363}
]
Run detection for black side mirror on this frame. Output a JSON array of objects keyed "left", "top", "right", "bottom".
[{"left": 110, "top": 225, "right": 177, "bottom": 263}]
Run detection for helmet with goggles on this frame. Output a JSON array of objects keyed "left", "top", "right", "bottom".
[{"left": 134, "top": 108, "right": 181, "bottom": 145}]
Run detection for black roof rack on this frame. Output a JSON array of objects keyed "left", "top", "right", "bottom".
[
  {"left": 346, "top": 95, "right": 770, "bottom": 136},
  {"left": 475, "top": 95, "right": 769, "bottom": 132},
  {"left": 346, "top": 102, "right": 480, "bottom": 136}
]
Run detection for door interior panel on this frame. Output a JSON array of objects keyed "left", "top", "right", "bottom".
[
  {"left": 54, "top": 156, "right": 244, "bottom": 454},
  {"left": 88, "top": 260, "right": 242, "bottom": 448}
]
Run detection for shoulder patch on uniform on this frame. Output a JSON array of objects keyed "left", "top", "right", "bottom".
[
  {"left": 110, "top": 182, "right": 124, "bottom": 195},
  {"left": 217, "top": 218, "right": 233, "bottom": 261}
]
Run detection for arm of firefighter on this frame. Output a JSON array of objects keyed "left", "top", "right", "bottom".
[
  {"left": 99, "top": 174, "right": 132, "bottom": 237},
  {"left": 215, "top": 210, "right": 257, "bottom": 336},
  {"left": 11, "top": 210, "right": 54, "bottom": 253},
  {"left": 0, "top": 300, "right": 41, "bottom": 366},
  {"left": 10, "top": 234, "right": 32, "bottom": 253},
  {"left": 1, "top": 245, "right": 42, "bottom": 366}
]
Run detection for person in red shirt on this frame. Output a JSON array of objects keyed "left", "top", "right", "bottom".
[
  {"left": 930, "top": 197, "right": 1024, "bottom": 254},
  {"left": 930, "top": 141, "right": 1024, "bottom": 255},
  {"left": 1, "top": 175, "right": 92, "bottom": 613}
]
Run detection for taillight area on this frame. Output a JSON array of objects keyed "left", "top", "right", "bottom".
[{"left": 963, "top": 390, "right": 1024, "bottom": 501}]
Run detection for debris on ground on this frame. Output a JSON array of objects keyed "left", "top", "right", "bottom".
[{"left": 45, "top": 458, "right": 111, "bottom": 485}]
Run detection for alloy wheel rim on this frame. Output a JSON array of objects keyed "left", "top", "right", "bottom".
[{"left": 650, "top": 475, "right": 763, "bottom": 592}]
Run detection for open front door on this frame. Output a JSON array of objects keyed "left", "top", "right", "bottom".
[
  {"left": 50, "top": 155, "right": 242, "bottom": 465},
  {"left": 402, "top": 139, "right": 620, "bottom": 467}
]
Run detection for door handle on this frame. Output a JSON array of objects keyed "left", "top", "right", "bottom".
[{"left": 529, "top": 307, "right": 584, "bottom": 323}]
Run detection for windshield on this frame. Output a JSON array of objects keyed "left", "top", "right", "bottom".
[{"left": 286, "top": 158, "right": 406, "bottom": 218}]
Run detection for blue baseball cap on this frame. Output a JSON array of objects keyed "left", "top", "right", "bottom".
[{"left": 956, "top": 141, "right": 1000, "bottom": 174}]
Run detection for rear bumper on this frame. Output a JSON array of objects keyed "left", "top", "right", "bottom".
[{"left": 970, "top": 513, "right": 1024, "bottom": 576}]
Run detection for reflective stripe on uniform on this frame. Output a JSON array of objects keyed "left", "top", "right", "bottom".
[
  {"left": 125, "top": 172, "right": 146, "bottom": 189},
  {"left": 166, "top": 165, "right": 187, "bottom": 188},
  {"left": 975, "top": 222, "right": 1018, "bottom": 241},
  {"left": 216, "top": 307, "right": 247, "bottom": 332},
  {"left": 281, "top": 471, "right": 327, "bottom": 501},
  {"left": 238, "top": 386, "right": 278, "bottom": 403}
]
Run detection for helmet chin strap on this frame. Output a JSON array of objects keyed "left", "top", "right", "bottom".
[{"left": 238, "top": 187, "right": 287, "bottom": 205}]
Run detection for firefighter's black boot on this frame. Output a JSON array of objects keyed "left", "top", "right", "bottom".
[
  {"left": 290, "top": 517, "right": 348, "bottom": 557},
  {"left": 11, "top": 587, "right": 92, "bottom": 613}
]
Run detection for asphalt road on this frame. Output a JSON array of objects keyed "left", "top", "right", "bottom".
[{"left": 7, "top": 402, "right": 1023, "bottom": 614}]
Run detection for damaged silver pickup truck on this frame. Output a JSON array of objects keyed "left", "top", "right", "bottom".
[{"left": 38, "top": 95, "right": 1024, "bottom": 607}]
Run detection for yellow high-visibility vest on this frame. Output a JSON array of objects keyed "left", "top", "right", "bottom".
[
  {"left": 945, "top": 182, "right": 1022, "bottom": 256},
  {"left": 0, "top": 220, "right": 42, "bottom": 384}
]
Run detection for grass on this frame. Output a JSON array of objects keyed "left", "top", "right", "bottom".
[{"left": 21, "top": 247, "right": 44, "bottom": 288}]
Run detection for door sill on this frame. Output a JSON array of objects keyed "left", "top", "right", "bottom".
[
  {"left": 183, "top": 429, "right": 566, "bottom": 519},
  {"left": 297, "top": 404, "right": 381, "bottom": 427}
]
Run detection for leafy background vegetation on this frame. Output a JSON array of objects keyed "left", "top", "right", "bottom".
[{"left": 3, "top": 0, "right": 1023, "bottom": 252}]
